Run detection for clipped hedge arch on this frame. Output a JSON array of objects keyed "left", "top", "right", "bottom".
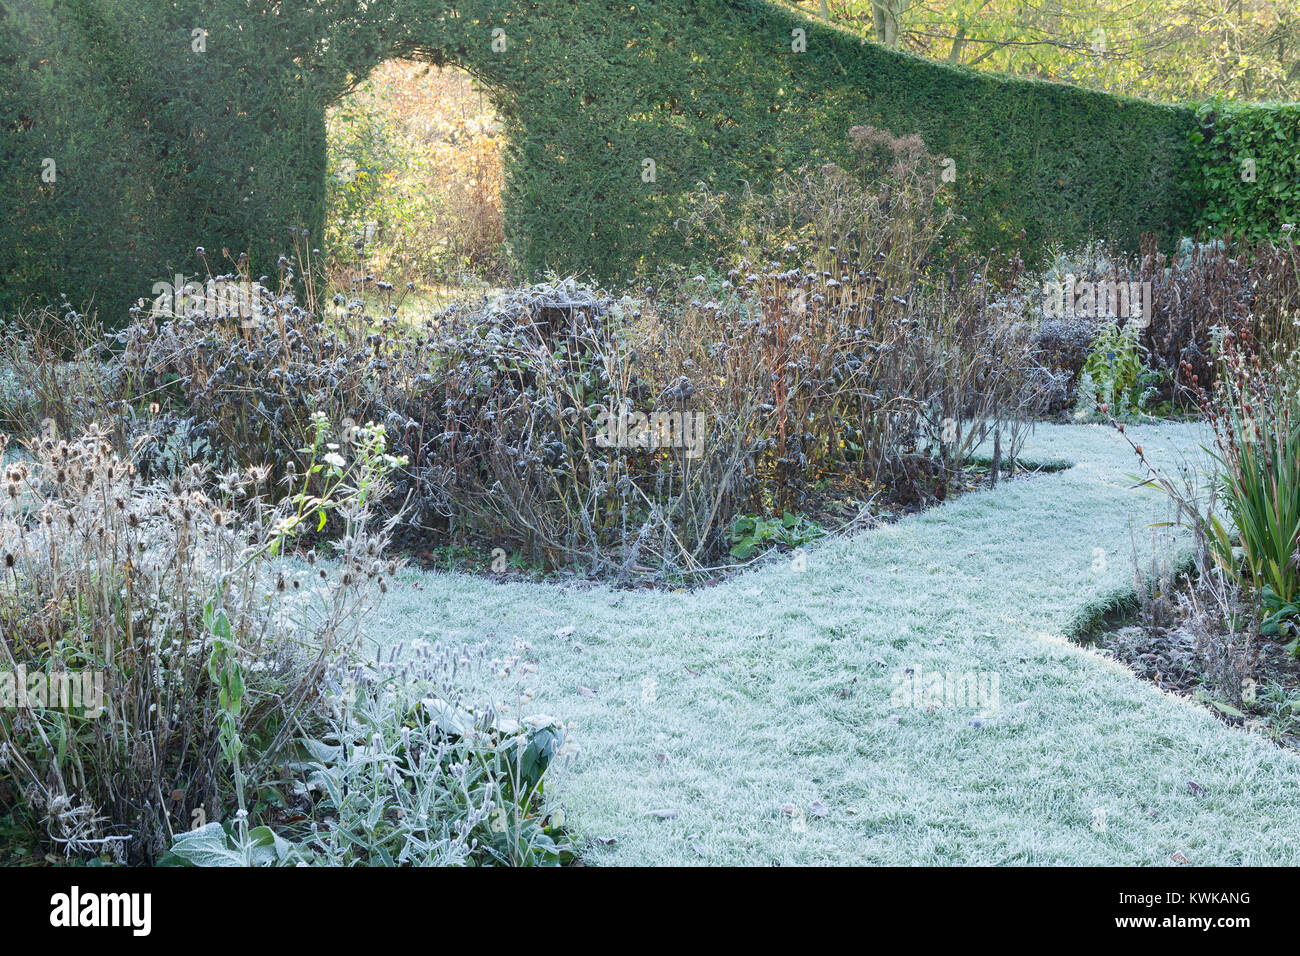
[{"left": 2, "top": 0, "right": 1201, "bottom": 322}]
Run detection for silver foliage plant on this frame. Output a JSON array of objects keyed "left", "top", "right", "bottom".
[{"left": 170, "top": 639, "right": 578, "bottom": 867}]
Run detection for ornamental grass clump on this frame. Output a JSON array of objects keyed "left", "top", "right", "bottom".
[
  {"left": 1194, "top": 329, "right": 1300, "bottom": 618},
  {"left": 1118, "top": 324, "right": 1300, "bottom": 650}
]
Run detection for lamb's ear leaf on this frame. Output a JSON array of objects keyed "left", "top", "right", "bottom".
[{"left": 168, "top": 822, "right": 243, "bottom": 867}]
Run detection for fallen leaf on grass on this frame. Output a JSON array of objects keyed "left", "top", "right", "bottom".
[
  {"left": 1206, "top": 697, "right": 1248, "bottom": 717},
  {"left": 1171, "top": 850, "right": 1191, "bottom": 865}
]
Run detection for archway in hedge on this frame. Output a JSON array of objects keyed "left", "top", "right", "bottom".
[
  {"left": 325, "top": 60, "right": 508, "bottom": 296},
  {"left": 3, "top": 0, "right": 1199, "bottom": 321}
]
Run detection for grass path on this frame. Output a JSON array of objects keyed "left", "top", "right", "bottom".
[{"left": 368, "top": 421, "right": 1300, "bottom": 865}]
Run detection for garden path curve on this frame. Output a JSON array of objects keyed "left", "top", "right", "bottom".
[{"left": 370, "top": 421, "right": 1300, "bottom": 864}]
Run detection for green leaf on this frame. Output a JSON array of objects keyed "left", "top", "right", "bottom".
[
  {"left": 729, "top": 516, "right": 756, "bottom": 536},
  {"left": 210, "top": 608, "right": 232, "bottom": 643},
  {"left": 1210, "top": 700, "right": 1247, "bottom": 719},
  {"left": 246, "top": 826, "right": 299, "bottom": 865}
]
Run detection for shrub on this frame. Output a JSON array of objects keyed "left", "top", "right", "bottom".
[
  {"left": 672, "top": 126, "right": 1054, "bottom": 508},
  {"left": 1136, "top": 233, "right": 1300, "bottom": 402},
  {"left": 1191, "top": 101, "right": 1300, "bottom": 244},
  {"left": 1031, "top": 241, "right": 1133, "bottom": 407},
  {"left": 1073, "top": 320, "right": 1162, "bottom": 421},
  {"left": 101, "top": 265, "right": 730, "bottom": 578},
  {"left": 389, "top": 279, "right": 647, "bottom": 563},
  {"left": 1031, "top": 234, "right": 1300, "bottom": 411},
  {"left": 109, "top": 250, "right": 386, "bottom": 490}
]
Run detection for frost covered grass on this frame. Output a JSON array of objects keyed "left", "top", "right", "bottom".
[{"left": 358, "top": 421, "right": 1300, "bottom": 864}]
